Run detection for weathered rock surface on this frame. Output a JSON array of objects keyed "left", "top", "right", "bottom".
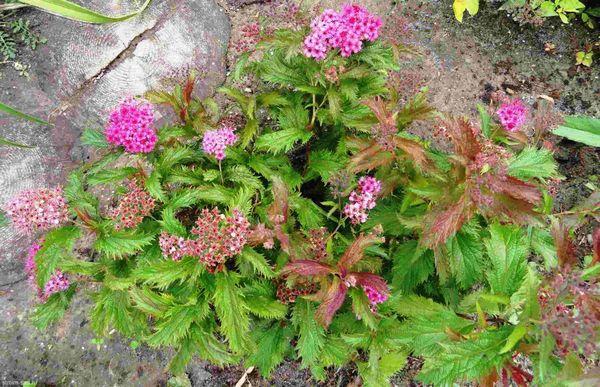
[{"left": 0, "top": 1, "right": 229, "bottom": 385}]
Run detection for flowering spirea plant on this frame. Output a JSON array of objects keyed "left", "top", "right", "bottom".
[
  {"left": 303, "top": 4, "right": 382, "bottom": 59},
  {"left": 496, "top": 98, "right": 528, "bottom": 132},
  {"left": 344, "top": 176, "right": 381, "bottom": 224},
  {"left": 2, "top": 187, "right": 69, "bottom": 235},
  {"left": 6, "top": 5, "right": 598, "bottom": 386},
  {"left": 202, "top": 124, "right": 238, "bottom": 160},
  {"left": 105, "top": 97, "right": 157, "bottom": 153}
]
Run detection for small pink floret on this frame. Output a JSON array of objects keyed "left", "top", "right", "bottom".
[{"left": 343, "top": 176, "right": 381, "bottom": 224}]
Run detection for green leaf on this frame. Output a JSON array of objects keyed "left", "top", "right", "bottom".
[
  {"left": 0, "top": 100, "right": 50, "bottom": 125},
  {"left": 349, "top": 287, "right": 378, "bottom": 330},
  {"left": 35, "top": 226, "right": 81, "bottom": 288},
  {"left": 500, "top": 323, "right": 528, "bottom": 354},
  {"left": 292, "top": 299, "right": 325, "bottom": 368},
  {"left": 306, "top": 150, "right": 345, "bottom": 181},
  {"left": 236, "top": 247, "right": 275, "bottom": 279},
  {"left": 447, "top": 224, "right": 485, "bottom": 289},
  {"left": 255, "top": 128, "right": 312, "bottom": 155},
  {"left": 94, "top": 230, "right": 154, "bottom": 259},
  {"left": 391, "top": 241, "right": 434, "bottom": 293},
  {"left": 417, "top": 327, "right": 512, "bottom": 385},
  {"left": 477, "top": 104, "right": 491, "bottom": 138},
  {"left": 509, "top": 265, "right": 540, "bottom": 322},
  {"left": 553, "top": 116, "right": 600, "bottom": 147},
  {"left": 248, "top": 323, "right": 292, "bottom": 378},
  {"left": 87, "top": 167, "right": 138, "bottom": 186},
  {"left": 508, "top": 147, "right": 559, "bottom": 180},
  {"left": 134, "top": 256, "right": 203, "bottom": 290},
  {"left": 145, "top": 170, "right": 167, "bottom": 202},
  {"left": 243, "top": 281, "right": 288, "bottom": 319},
  {"left": 90, "top": 288, "right": 145, "bottom": 336},
  {"left": 485, "top": 223, "right": 529, "bottom": 296},
  {"left": 147, "top": 302, "right": 208, "bottom": 347},
  {"left": 213, "top": 271, "right": 251, "bottom": 352},
  {"left": 81, "top": 128, "right": 108, "bottom": 148},
  {"left": 530, "top": 228, "right": 557, "bottom": 270},
  {"left": 289, "top": 194, "right": 324, "bottom": 229},
  {"left": 18, "top": 0, "right": 152, "bottom": 24},
  {"left": 31, "top": 286, "right": 76, "bottom": 329}
]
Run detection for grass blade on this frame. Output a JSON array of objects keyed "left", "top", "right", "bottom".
[
  {"left": 0, "top": 136, "right": 34, "bottom": 148},
  {"left": 0, "top": 101, "right": 50, "bottom": 125},
  {"left": 17, "top": 0, "right": 152, "bottom": 24}
]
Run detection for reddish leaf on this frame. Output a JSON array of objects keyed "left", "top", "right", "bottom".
[
  {"left": 337, "top": 230, "right": 385, "bottom": 271},
  {"left": 281, "top": 260, "right": 334, "bottom": 277},
  {"left": 269, "top": 177, "right": 289, "bottom": 225},
  {"left": 551, "top": 222, "right": 577, "bottom": 268},
  {"left": 422, "top": 194, "right": 473, "bottom": 248},
  {"left": 394, "top": 136, "right": 433, "bottom": 171},
  {"left": 593, "top": 227, "right": 600, "bottom": 265},
  {"left": 509, "top": 364, "right": 533, "bottom": 386},
  {"left": 480, "top": 371, "right": 499, "bottom": 387},
  {"left": 349, "top": 141, "right": 394, "bottom": 173},
  {"left": 495, "top": 177, "right": 541, "bottom": 205},
  {"left": 442, "top": 117, "right": 481, "bottom": 161},
  {"left": 363, "top": 97, "right": 396, "bottom": 127},
  {"left": 315, "top": 277, "right": 348, "bottom": 327},
  {"left": 352, "top": 272, "right": 389, "bottom": 297}
]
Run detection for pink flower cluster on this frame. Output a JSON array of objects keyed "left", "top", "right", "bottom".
[
  {"left": 496, "top": 99, "right": 527, "bottom": 132},
  {"left": 362, "top": 284, "right": 388, "bottom": 306},
  {"left": 159, "top": 208, "right": 250, "bottom": 272},
  {"left": 202, "top": 125, "right": 238, "bottom": 161},
  {"left": 105, "top": 98, "right": 157, "bottom": 153},
  {"left": 25, "top": 240, "right": 43, "bottom": 285},
  {"left": 303, "top": 4, "right": 382, "bottom": 60},
  {"left": 43, "top": 270, "right": 70, "bottom": 298},
  {"left": 343, "top": 176, "right": 381, "bottom": 224},
  {"left": 3, "top": 187, "right": 69, "bottom": 235},
  {"left": 109, "top": 180, "right": 156, "bottom": 230}
]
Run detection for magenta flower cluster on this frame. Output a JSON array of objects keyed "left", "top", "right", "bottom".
[
  {"left": 496, "top": 99, "right": 527, "bottom": 132},
  {"left": 202, "top": 125, "right": 238, "bottom": 161},
  {"left": 25, "top": 240, "right": 43, "bottom": 286},
  {"left": 303, "top": 4, "right": 382, "bottom": 60},
  {"left": 344, "top": 176, "right": 381, "bottom": 224},
  {"left": 3, "top": 187, "right": 69, "bottom": 235},
  {"left": 159, "top": 208, "right": 250, "bottom": 272},
  {"left": 43, "top": 270, "right": 70, "bottom": 298},
  {"left": 105, "top": 98, "right": 157, "bottom": 153},
  {"left": 362, "top": 284, "right": 388, "bottom": 306}
]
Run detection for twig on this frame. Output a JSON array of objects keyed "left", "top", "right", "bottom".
[
  {"left": 235, "top": 366, "right": 254, "bottom": 387},
  {"left": 0, "top": 4, "right": 29, "bottom": 11}
]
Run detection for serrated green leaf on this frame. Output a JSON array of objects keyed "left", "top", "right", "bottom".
[
  {"left": 292, "top": 299, "right": 325, "bottom": 368},
  {"left": 94, "top": 230, "right": 154, "bottom": 259},
  {"left": 213, "top": 271, "right": 251, "bottom": 352},
  {"left": 508, "top": 147, "right": 559, "bottom": 180},
  {"left": 81, "top": 128, "right": 108, "bottom": 148},
  {"left": 485, "top": 223, "right": 528, "bottom": 296},
  {"left": 87, "top": 167, "right": 138, "bottom": 186}
]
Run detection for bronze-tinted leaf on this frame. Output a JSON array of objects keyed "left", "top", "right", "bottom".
[
  {"left": 551, "top": 221, "right": 577, "bottom": 268},
  {"left": 315, "top": 277, "right": 348, "bottom": 327},
  {"left": 349, "top": 141, "right": 394, "bottom": 173},
  {"left": 352, "top": 272, "right": 389, "bottom": 298},
  {"left": 422, "top": 195, "right": 473, "bottom": 248},
  {"left": 394, "top": 137, "right": 433, "bottom": 171},
  {"left": 337, "top": 231, "right": 385, "bottom": 271},
  {"left": 281, "top": 260, "right": 334, "bottom": 277},
  {"left": 443, "top": 117, "right": 481, "bottom": 161},
  {"left": 269, "top": 177, "right": 289, "bottom": 225}
]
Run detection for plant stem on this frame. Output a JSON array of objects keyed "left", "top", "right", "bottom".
[{"left": 218, "top": 159, "right": 224, "bottom": 184}]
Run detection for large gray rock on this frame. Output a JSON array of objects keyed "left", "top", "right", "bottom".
[{"left": 0, "top": 1, "right": 229, "bottom": 384}]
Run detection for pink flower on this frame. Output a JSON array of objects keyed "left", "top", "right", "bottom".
[
  {"left": 43, "top": 270, "right": 70, "bottom": 297},
  {"left": 343, "top": 176, "right": 381, "bottom": 224},
  {"left": 109, "top": 180, "right": 156, "bottom": 230},
  {"left": 303, "top": 4, "right": 382, "bottom": 60},
  {"left": 25, "top": 240, "right": 43, "bottom": 283},
  {"left": 105, "top": 98, "right": 157, "bottom": 153},
  {"left": 3, "top": 187, "right": 69, "bottom": 235},
  {"left": 202, "top": 125, "right": 238, "bottom": 161},
  {"left": 159, "top": 208, "right": 250, "bottom": 272},
  {"left": 362, "top": 284, "right": 388, "bottom": 305},
  {"left": 496, "top": 99, "right": 528, "bottom": 132}
]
